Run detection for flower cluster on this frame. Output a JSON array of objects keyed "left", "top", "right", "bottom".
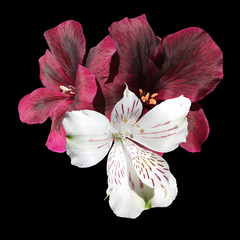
[{"left": 18, "top": 15, "right": 223, "bottom": 218}]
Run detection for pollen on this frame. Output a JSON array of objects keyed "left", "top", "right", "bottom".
[
  {"left": 149, "top": 98, "right": 157, "bottom": 105},
  {"left": 151, "top": 93, "right": 158, "bottom": 99},
  {"left": 139, "top": 89, "right": 158, "bottom": 105},
  {"left": 60, "top": 85, "right": 75, "bottom": 95},
  {"left": 60, "top": 86, "right": 70, "bottom": 93}
]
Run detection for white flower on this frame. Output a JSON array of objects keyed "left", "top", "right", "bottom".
[{"left": 62, "top": 86, "right": 191, "bottom": 218}]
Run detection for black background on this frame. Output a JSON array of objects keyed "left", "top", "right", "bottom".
[{"left": 8, "top": 1, "right": 234, "bottom": 237}]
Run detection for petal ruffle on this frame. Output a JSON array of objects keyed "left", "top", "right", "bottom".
[
  {"left": 63, "top": 110, "right": 113, "bottom": 168},
  {"left": 132, "top": 95, "right": 191, "bottom": 153},
  {"left": 18, "top": 88, "right": 67, "bottom": 124},
  {"left": 44, "top": 20, "right": 86, "bottom": 84},
  {"left": 180, "top": 103, "right": 209, "bottom": 152},
  {"left": 153, "top": 27, "right": 223, "bottom": 102}
]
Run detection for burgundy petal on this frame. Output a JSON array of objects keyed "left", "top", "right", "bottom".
[
  {"left": 46, "top": 100, "right": 73, "bottom": 153},
  {"left": 18, "top": 88, "right": 67, "bottom": 124},
  {"left": 102, "top": 15, "right": 160, "bottom": 118},
  {"left": 72, "top": 65, "right": 97, "bottom": 110},
  {"left": 39, "top": 50, "right": 72, "bottom": 89},
  {"left": 180, "top": 103, "right": 209, "bottom": 152},
  {"left": 153, "top": 27, "right": 223, "bottom": 102},
  {"left": 44, "top": 20, "right": 86, "bottom": 84},
  {"left": 85, "top": 35, "right": 116, "bottom": 86},
  {"left": 108, "top": 14, "right": 160, "bottom": 92}
]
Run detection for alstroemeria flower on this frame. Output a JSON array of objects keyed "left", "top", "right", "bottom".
[
  {"left": 18, "top": 20, "right": 115, "bottom": 152},
  {"left": 62, "top": 86, "right": 191, "bottom": 218},
  {"left": 100, "top": 14, "right": 223, "bottom": 152}
]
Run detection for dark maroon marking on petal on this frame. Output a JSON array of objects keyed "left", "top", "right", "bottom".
[
  {"left": 121, "top": 103, "right": 125, "bottom": 114},
  {"left": 151, "top": 178, "right": 155, "bottom": 187},
  {"left": 154, "top": 173, "right": 161, "bottom": 181}
]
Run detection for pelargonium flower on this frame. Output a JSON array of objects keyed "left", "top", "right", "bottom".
[
  {"left": 18, "top": 20, "right": 115, "bottom": 152},
  {"left": 62, "top": 86, "right": 191, "bottom": 218},
  {"left": 100, "top": 14, "right": 223, "bottom": 152}
]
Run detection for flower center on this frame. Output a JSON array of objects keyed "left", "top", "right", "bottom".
[
  {"left": 111, "top": 117, "right": 145, "bottom": 141},
  {"left": 139, "top": 89, "right": 158, "bottom": 105},
  {"left": 59, "top": 85, "right": 75, "bottom": 95}
]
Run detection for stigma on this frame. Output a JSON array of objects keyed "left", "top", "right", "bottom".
[{"left": 139, "top": 89, "right": 158, "bottom": 105}]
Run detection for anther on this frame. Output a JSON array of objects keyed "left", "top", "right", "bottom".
[
  {"left": 130, "top": 134, "right": 134, "bottom": 138},
  {"left": 136, "top": 123, "right": 141, "bottom": 128},
  {"left": 140, "top": 128, "right": 144, "bottom": 133},
  {"left": 123, "top": 118, "right": 128, "bottom": 123}
]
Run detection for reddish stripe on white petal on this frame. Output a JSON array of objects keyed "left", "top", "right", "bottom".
[
  {"left": 151, "top": 121, "right": 171, "bottom": 128},
  {"left": 140, "top": 132, "right": 176, "bottom": 139}
]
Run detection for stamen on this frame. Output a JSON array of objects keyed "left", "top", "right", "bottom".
[
  {"left": 60, "top": 85, "right": 75, "bottom": 95},
  {"left": 149, "top": 99, "right": 157, "bottom": 105},
  {"left": 139, "top": 89, "right": 143, "bottom": 96},
  {"left": 60, "top": 86, "right": 70, "bottom": 93},
  {"left": 151, "top": 93, "right": 158, "bottom": 99},
  {"left": 145, "top": 92, "right": 150, "bottom": 101}
]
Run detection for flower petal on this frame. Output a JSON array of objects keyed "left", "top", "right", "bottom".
[
  {"left": 62, "top": 110, "right": 112, "bottom": 168},
  {"left": 132, "top": 95, "right": 191, "bottom": 152},
  {"left": 72, "top": 65, "right": 97, "bottom": 110},
  {"left": 46, "top": 99, "right": 73, "bottom": 153},
  {"left": 153, "top": 27, "right": 223, "bottom": 102},
  {"left": 109, "top": 183, "right": 145, "bottom": 219},
  {"left": 108, "top": 140, "right": 177, "bottom": 218},
  {"left": 108, "top": 14, "right": 159, "bottom": 90},
  {"left": 106, "top": 141, "right": 128, "bottom": 195},
  {"left": 39, "top": 50, "right": 72, "bottom": 89},
  {"left": 151, "top": 173, "right": 177, "bottom": 208},
  {"left": 18, "top": 88, "right": 67, "bottom": 124},
  {"left": 110, "top": 85, "right": 142, "bottom": 131},
  {"left": 44, "top": 20, "right": 86, "bottom": 84},
  {"left": 85, "top": 35, "right": 116, "bottom": 86},
  {"left": 102, "top": 14, "right": 160, "bottom": 119},
  {"left": 124, "top": 140, "right": 170, "bottom": 189},
  {"left": 180, "top": 103, "right": 209, "bottom": 152}
]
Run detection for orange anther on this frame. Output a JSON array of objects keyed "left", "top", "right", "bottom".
[
  {"left": 149, "top": 98, "right": 157, "bottom": 105},
  {"left": 139, "top": 89, "right": 143, "bottom": 96},
  {"left": 151, "top": 93, "right": 158, "bottom": 99},
  {"left": 145, "top": 92, "right": 150, "bottom": 101}
]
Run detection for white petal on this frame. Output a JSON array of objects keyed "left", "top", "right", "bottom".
[
  {"left": 131, "top": 95, "right": 191, "bottom": 153},
  {"left": 109, "top": 184, "right": 145, "bottom": 219},
  {"left": 62, "top": 110, "right": 113, "bottom": 168},
  {"left": 106, "top": 141, "right": 128, "bottom": 195},
  {"left": 124, "top": 140, "right": 171, "bottom": 189},
  {"left": 110, "top": 85, "right": 142, "bottom": 132},
  {"left": 151, "top": 173, "right": 178, "bottom": 208}
]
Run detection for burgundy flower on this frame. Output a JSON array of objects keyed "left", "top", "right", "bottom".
[
  {"left": 101, "top": 14, "right": 223, "bottom": 152},
  {"left": 18, "top": 20, "right": 115, "bottom": 152}
]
